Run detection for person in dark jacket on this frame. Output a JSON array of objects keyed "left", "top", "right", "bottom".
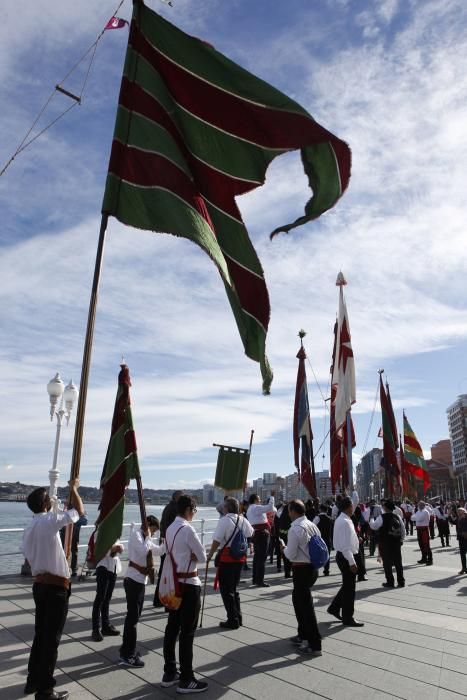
[
  {"left": 313, "top": 504, "right": 332, "bottom": 576},
  {"left": 370, "top": 500, "right": 405, "bottom": 587},
  {"left": 276, "top": 502, "right": 292, "bottom": 577},
  {"left": 153, "top": 490, "right": 184, "bottom": 608},
  {"left": 454, "top": 507, "right": 467, "bottom": 574}
]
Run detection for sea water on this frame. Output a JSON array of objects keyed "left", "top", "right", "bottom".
[{"left": 0, "top": 501, "right": 220, "bottom": 575}]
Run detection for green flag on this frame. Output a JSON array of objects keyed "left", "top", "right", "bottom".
[
  {"left": 215, "top": 447, "right": 250, "bottom": 492},
  {"left": 102, "top": 1, "right": 351, "bottom": 393}
]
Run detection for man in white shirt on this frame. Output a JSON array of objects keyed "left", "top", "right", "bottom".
[
  {"left": 22, "top": 479, "right": 84, "bottom": 700},
  {"left": 119, "top": 515, "right": 165, "bottom": 667},
  {"left": 162, "top": 495, "right": 208, "bottom": 694},
  {"left": 91, "top": 539, "right": 124, "bottom": 641},
  {"left": 207, "top": 497, "right": 254, "bottom": 629},
  {"left": 368, "top": 499, "right": 382, "bottom": 556},
  {"left": 246, "top": 493, "right": 276, "bottom": 587},
  {"left": 327, "top": 496, "right": 364, "bottom": 627},
  {"left": 411, "top": 501, "right": 433, "bottom": 565},
  {"left": 425, "top": 502, "right": 436, "bottom": 539},
  {"left": 283, "top": 499, "right": 322, "bottom": 657}
]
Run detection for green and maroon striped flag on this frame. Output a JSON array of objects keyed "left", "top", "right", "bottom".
[
  {"left": 93, "top": 364, "right": 139, "bottom": 563},
  {"left": 102, "top": 0, "right": 351, "bottom": 393},
  {"left": 403, "top": 411, "right": 430, "bottom": 493}
]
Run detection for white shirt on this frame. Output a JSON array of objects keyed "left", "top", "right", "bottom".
[
  {"left": 370, "top": 512, "right": 405, "bottom": 540},
  {"left": 212, "top": 513, "right": 254, "bottom": 548},
  {"left": 165, "top": 516, "right": 206, "bottom": 586},
  {"left": 22, "top": 507, "right": 79, "bottom": 578},
  {"left": 126, "top": 525, "right": 165, "bottom": 585},
  {"left": 394, "top": 505, "right": 404, "bottom": 519},
  {"left": 411, "top": 509, "right": 430, "bottom": 527},
  {"left": 284, "top": 515, "right": 320, "bottom": 563},
  {"left": 425, "top": 504, "right": 434, "bottom": 515},
  {"left": 333, "top": 512, "right": 359, "bottom": 566},
  {"left": 96, "top": 539, "right": 124, "bottom": 574},
  {"left": 246, "top": 497, "right": 276, "bottom": 526},
  {"left": 331, "top": 504, "right": 339, "bottom": 520},
  {"left": 434, "top": 506, "right": 448, "bottom": 520}
]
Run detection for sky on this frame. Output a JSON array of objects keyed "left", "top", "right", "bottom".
[{"left": 1, "top": 0, "right": 467, "bottom": 491}]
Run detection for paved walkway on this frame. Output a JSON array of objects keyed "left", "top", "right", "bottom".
[{"left": 1, "top": 534, "right": 466, "bottom": 699}]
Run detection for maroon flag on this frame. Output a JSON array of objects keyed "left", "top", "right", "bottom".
[
  {"left": 329, "top": 320, "right": 355, "bottom": 493},
  {"left": 105, "top": 16, "right": 129, "bottom": 30},
  {"left": 379, "top": 375, "right": 400, "bottom": 495},
  {"left": 294, "top": 341, "right": 316, "bottom": 497}
]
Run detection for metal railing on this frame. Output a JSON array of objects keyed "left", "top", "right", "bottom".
[{"left": 0, "top": 517, "right": 220, "bottom": 572}]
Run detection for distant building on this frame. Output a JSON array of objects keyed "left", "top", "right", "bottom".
[
  {"left": 431, "top": 439, "right": 452, "bottom": 466},
  {"left": 360, "top": 448, "right": 383, "bottom": 500},
  {"left": 446, "top": 395, "right": 467, "bottom": 474},
  {"left": 316, "top": 470, "right": 336, "bottom": 500}
]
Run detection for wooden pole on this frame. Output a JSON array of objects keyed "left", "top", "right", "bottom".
[
  {"left": 243, "top": 429, "right": 255, "bottom": 500},
  {"left": 64, "top": 213, "right": 108, "bottom": 556}
]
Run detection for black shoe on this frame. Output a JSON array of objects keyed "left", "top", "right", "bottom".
[
  {"left": 327, "top": 606, "right": 342, "bottom": 621},
  {"left": 284, "top": 573, "right": 292, "bottom": 578},
  {"left": 102, "top": 625, "right": 120, "bottom": 636},
  {"left": 343, "top": 619, "right": 364, "bottom": 627},
  {"left": 161, "top": 671, "right": 180, "bottom": 688},
  {"left": 24, "top": 681, "right": 37, "bottom": 695},
  {"left": 219, "top": 620, "right": 239, "bottom": 630},
  {"left": 290, "top": 635, "right": 303, "bottom": 645},
  {"left": 397, "top": 582, "right": 405, "bottom": 587},
  {"left": 118, "top": 654, "right": 145, "bottom": 668},
  {"left": 358, "top": 576, "right": 368, "bottom": 581},
  {"left": 92, "top": 630, "right": 103, "bottom": 642},
  {"left": 426, "top": 561, "right": 433, "bottom": 566},
  {"left": 259, "top": 582, "right": 270, "bottom": 587},
  {"left": 177, "top": 678, "right": 208, "bottom": 694},
  {"left": 417, "top": 559, "right": 426, "bottom": 564},
  {"left": 323, "top": 571, "right": 330, "bottom": 576},
  {"left": 35, "top": 692, "right": 69, "bottom": 700},
  {"left": 382, "top": 582, "right": 395, "bottom": 588}
]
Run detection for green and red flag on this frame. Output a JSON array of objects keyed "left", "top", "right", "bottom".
[
  {"left": 403, "top": 411, "right": 430, "bottom": 493},
  {"left": 379, "top": 375, "right": 400, "bottom": 494},
  {"left": 93, "top": 364, "right": 140, "bottom": 563},
  {"left": 102, "top": 0, "right": 351, "bottom": 393}
]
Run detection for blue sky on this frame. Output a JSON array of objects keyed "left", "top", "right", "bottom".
[{"left": 1, "top": 0, "right": 467, "bottom": 491}]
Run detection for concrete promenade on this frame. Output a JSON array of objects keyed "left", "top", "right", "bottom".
[{"left": 1, "top": 534, "right": 466, "bottom": 700}]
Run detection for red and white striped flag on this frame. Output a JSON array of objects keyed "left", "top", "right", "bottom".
[{"left": 332, "top": 275, "right": 356, "bottom": 438}]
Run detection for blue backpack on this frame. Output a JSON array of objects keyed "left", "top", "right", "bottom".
[
  {"left": 308, "top": 533, "right": 330, "bottom": 569},
  {"left": 229, "top": 519, "right": 248, "bottom": 559}
]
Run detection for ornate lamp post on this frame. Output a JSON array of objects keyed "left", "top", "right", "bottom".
[{"left": 47, "top": 373, "right": 79, "bottom": 510}]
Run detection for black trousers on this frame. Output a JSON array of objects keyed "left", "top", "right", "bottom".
[
  {"left": 323, "top": 541, "right": 331, "bottom": 575},
  {"left": 218, "top": 562, "right": 243, "bottom": 624},
  {"left": 292, "top": 565, "right": 321, "bottom": 650},
  {"left": 27, "top": 582, "right": 70, "bottom": 694},
  {"left": 355, "top": 542, "right": 366, "bottom": 579},
  {"left": 163, "top": 584, "right": 201, "bottom": 682},
  {"left": 330, "top": 552, "right": 356, "bottom": 624},
  {"left": 252, "top": 530, "right": 270, "bottom": 585},
  {"left": 404, "top": 515, "right": 413, "bottom": 536},
  {"left": 429, "top": 517, "right": 435, "bottom": 539},
  {"left": 120, "top": 577, "right": 145, "bottom": 658},
  {"left": 92, "top": 566, "right": 117, "bottom": 631},
  {"left": 380, "top": 543, "right": 404, "bottom": 585},
  {"left": 460, "top": 540, "right": 467, "bottom": 571},
  {"left": 437, "top": 520, "right": 450, "bottom": 546},
  {"left": 369, "top": 530, "right": 378, "bottom": 556}
]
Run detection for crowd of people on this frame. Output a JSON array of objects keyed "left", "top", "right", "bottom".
[{"left": 21, "top": 484, "right": 467, "bottom": 698}]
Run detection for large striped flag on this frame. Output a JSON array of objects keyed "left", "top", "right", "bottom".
[
  {"left": 93, "top": 364, "right": 140, "bottom": 563},
  {"left": 403, "top": 411, "right": 430, "bottom": 493},
  {"left": 379, "top": 375, "right": 400, "bottom": 494},
  {"left": 294, "top": 341, "right": 316, "bottom": 497},
  {"left": 102, "top": 1, "right": 351, "bottom": 393}
]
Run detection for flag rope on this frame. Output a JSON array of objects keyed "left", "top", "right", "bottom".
[{"left": 0, "top": 0, "right": 126, "bottom": 177}]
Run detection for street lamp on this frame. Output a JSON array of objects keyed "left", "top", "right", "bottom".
[
  {"left": 47, "top": 373, "right": 79, "bottom": 510},
  {"left": 369, "top": 481, "right": 374, "bottom": 500}
]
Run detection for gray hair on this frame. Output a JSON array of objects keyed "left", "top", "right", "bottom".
[{"left": 224, "top": 497, "right": 239, "bottom": 514}]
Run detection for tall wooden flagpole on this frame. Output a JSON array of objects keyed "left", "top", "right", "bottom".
[{"left": 64, "top": 214, "right": 108, "bottom": 554}]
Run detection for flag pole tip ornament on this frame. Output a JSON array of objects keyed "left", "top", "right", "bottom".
[
  {"left": 336, "top": 271, "right": 347, "bottom": 287},
  {"left": 102, "top": 1, "right": 351, "bottom": 394}
]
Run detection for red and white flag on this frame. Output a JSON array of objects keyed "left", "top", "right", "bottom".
[
  {"left": 332, "top": 276, "right": 356, "bottom": 438},
  {"left": 104, "top": 16, "right": 129, "bottom": 31}
]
